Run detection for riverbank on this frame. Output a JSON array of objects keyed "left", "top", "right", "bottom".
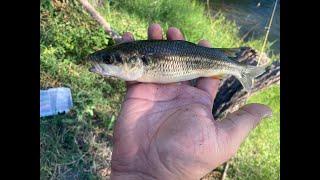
[
  {"left": 40, "top": 0, "right": 279, "bottom": 179},
  {"left": 208, "top": 0, "right": 280, "bottom": 54}
]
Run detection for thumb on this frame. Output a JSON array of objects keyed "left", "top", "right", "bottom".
[{"left": 216, "top": 103, "right": 272, "bottom": 157}]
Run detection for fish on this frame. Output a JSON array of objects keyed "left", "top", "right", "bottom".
[{"left": 87, "top": 40, "right": 265, "bottom": 91}]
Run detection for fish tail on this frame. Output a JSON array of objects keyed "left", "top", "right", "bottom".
[{"left": 237, "top": 65, "right": 265, "bottom": 92}]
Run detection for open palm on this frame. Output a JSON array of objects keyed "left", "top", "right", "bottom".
[{"left": 111, "top": 24, "right": 271, "bottom": 180}]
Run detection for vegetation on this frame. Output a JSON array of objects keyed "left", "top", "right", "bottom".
[
  {"left": 226, "top": 85, "right": 280, "bottom": 179},
  {"left": 40, "top": 0, "right": 279, "bottom": 179}
]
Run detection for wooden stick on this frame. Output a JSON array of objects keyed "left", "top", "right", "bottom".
[
  {"left": 78, "top": 0, "right": 122, "bottom": 43},
  {"left": 221, "top": 162, "right": 230, "bottom": 180},
  {"left": 207, "top": 0, "right": 211, "bottom": 16},
  {"left": 258, "top": 0, "right": 278, "bottom": 63}
]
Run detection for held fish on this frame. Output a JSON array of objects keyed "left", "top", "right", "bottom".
[{"left": 87, "top": 40, "right": 265, "bottom": 91}]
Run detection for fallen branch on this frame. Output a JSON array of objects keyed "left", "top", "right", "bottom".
[
  {"left": 213, "top": 53, "right": 280, "bottom": 120},
  {"left": 78, "top": 0, "right": 122, "bottom": 43}
]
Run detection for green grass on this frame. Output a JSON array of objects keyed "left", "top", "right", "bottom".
[
  {"left": 40, "top": 0, "right": 279, "bottom": 179},
  {"left": 226, "top": 85, "right": 280, "bottom": 180}
]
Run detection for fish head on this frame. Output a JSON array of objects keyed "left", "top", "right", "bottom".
[{"left": 87, "top": 49, "right": 144, "bottom": 81}]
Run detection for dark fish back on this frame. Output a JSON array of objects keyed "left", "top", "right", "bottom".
[{"left": 115, "top": 40, "right": 229, "bottom": 61}]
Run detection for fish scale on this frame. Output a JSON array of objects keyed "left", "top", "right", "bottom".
[{"left": 87, "top": 40, "right": 265, "bottom": 91}]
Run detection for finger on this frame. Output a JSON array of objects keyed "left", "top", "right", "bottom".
[
  {"left": 180, "top": 81, "right": 190, "bottom": 85},
  {"left": 125, "top": 83, "right": 182, "bottom": 101},
  {"left": 166, "top": 27, "right": 185, "bottom": 40},
  {"left": 196, "top": 77, "right": 220, "bottom": 100},
  {"left": 198, "top": 39, "right": 212, "bottom": 47},
  {"left": 196, "top": 40, "right": 220, "bottom": 100},
  {"left": 122, "top": 32, "right": 134, "bottom": 42},
  {"left": 148, "top": 23, "right": 163, "bottom": 40},
  {"left": 125, "top": 81, "right": 139, "bottom": 88},
  {"left": 216, "top": 104, "right": 272, "bottom": 157}
]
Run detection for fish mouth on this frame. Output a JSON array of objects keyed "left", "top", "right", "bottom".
[
  {"left": 89, "top": 62, "right": 114, "bottom": 77},
  {"left": 89, "top": 61, "right": 104, "bottom": 74}
]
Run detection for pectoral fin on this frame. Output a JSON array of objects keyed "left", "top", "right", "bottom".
[{"left": 210, "top": 75, "right": 226, "bottom": 79}]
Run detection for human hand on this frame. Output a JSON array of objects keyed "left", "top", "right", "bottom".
[{"left": 110, "top": 24, "right": 272, "bottom": 179}]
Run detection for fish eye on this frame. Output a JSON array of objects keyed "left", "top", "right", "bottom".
[{"left": 102, "top": 54, "right": 113, "bottom": 64}]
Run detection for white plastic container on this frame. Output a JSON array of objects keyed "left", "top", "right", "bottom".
[{"left": 40, "top": 87, "right": 73, "bottom": 117}]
